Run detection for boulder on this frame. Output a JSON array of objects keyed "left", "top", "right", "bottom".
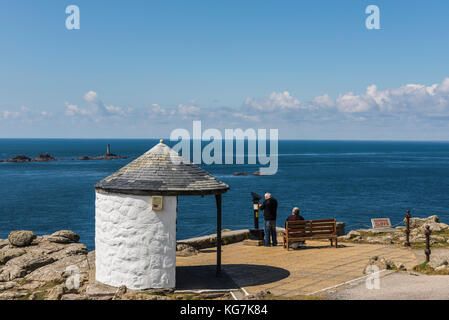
[
  {"left": 405, "top": 215, "right": 439, "bottom": 228},
  {"left": 51, "top": 230, "right": 80, "bottom": 243},
  {"left": 46, "top": 236, "right": 72, "bottom": 244},
  {"left": 363, "top": 256, "right": 396, "bottom": 274},
  {"left": 176, "top": 243, "right": 199, "bottom": 257},
  {"left": 8, "top": 231, "right": 36, "bottom": 247},
  {"left": 429, "top": 256, "right": 449, "bottom": 269}
]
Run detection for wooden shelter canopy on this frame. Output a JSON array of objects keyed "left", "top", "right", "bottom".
[{"left": 95, "top": 140, "right": 229, "bottom": 196}]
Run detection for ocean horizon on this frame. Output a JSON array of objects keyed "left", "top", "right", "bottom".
[{"left": 1, "top": 138, "right": 449, "bottom": 250}]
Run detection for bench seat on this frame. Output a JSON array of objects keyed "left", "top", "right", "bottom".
[{"left": 283, "top": 219, "right": 338, "bottom": 250}]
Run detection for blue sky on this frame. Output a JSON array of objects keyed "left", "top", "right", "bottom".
[{"left": 1, "top": 0, "right": 449, "bottom": 139}]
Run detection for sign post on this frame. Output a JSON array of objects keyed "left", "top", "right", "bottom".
[{"left": 371, "top": 218, "right": 392, "bottom": 229}]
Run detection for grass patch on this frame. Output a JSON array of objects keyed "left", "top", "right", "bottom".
[
  {"left": 359, "top": 231, "right": 385, "bottom": 238},
  {"left": 33, "top": 291, "right": 48, "bottom": 300},
  {"left": 432, "top": 229, "right": 449, "bottom": 237},
  {"left": 412, "top": 262, "right": 449, "bottom": 275},
  {"left": 38, "top": 280, "right": 64, "bottom": 291}
]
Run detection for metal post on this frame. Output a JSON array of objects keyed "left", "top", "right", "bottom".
[
  {"left": 253, "top": 199, "right": 259, "bottom": 230},
  {"left": 425, "top": 225, "right": 431, "bottom": 263},
  {"left": 107, "top": 144, "right": 111, "bottom": 155},
  {"left": 215, "top": 194, "right": 222, "bottom": 277},
  {"left": 405, "top": 210, "right": 411, "bottom": 247}
]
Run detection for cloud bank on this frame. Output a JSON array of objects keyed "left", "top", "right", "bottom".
[{"left": 2, "top": 78, "right": 449, "bottom": 139}]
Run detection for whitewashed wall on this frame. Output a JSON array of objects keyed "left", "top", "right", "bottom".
[{"left": 95, "top": 192, "right": 177, "bottom": 290}]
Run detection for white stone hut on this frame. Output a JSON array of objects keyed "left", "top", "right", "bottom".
[{"left": 94, "top": 140, "right": 229, "bottom": 290}]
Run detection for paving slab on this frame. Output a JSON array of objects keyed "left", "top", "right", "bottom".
[
  {"left": 176, "top": 240, "right": 418, "bottom": 297},
  {"left": 324, "top": 271, "right": 449, "bottom": 300}
]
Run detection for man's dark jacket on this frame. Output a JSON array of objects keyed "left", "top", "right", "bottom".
[{"left": 260, "top": 197, "right": 278, "bottom": 221}]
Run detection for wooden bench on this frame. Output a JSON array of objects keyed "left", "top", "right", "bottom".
[{"left": 283, "top": 219, "right": 338, "bottom": 250}]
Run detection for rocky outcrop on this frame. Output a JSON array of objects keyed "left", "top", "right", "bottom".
[
  {"left": 0, "top": 230, "right": 91, "bottom": 300},
  {"left": 7, "top": 155, "right": 32, "bottom": 162},
  {"left": 405, "top": 215, "right": 449, "bottom": 233},
  {"left": 339, "top": 215, "right": 449, "bottom": 247},
  {"left": 0, "top": 154, "right": 57, "bottom": 163},
  {"left": 77, "top": 154, "right": 127, "bottom": 160},
  {"left": 34, "top": 153, "right": 56, "bottom": 162},
  {"left": 0, "top": 152, "right": 127, "bottom": 163},
  {"left": 0, "top": 229, "right": 235, "bottom": 300},
  {"left": 363, "top": 256, "right": 406, "bottom": 274}
]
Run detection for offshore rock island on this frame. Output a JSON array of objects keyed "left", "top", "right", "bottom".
[{"left": 0, "top": 144, "right": 129, "bottom": 163}]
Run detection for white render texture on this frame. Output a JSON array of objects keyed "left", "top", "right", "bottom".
[{"left": 95, "top": 192, "right": 177, "bottom": 290}]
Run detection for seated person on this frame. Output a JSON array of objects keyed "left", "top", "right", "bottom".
[
  {"left": 285, "top": 207, "right": 305, "bottom": 249},
  {"left": 286, "top": 207, "right": 304, "bottom": 225}
]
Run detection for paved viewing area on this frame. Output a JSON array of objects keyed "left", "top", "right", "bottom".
[{"left": 176, "top": 241, "right": 418, "bottom": 297}]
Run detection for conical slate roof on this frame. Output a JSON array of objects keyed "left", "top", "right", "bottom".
[{"left": 95, "top": 140, "right": 229, "bottom": 196}]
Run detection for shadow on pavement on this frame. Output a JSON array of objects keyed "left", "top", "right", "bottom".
[{"left": 176, "top": 264, "right": 290, "bottom": 290}]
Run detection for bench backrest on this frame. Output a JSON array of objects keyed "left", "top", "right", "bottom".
[{"left": 285, "top": 219, "right": 336, "bottom": 238}]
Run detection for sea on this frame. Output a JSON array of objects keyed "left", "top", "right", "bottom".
[{"left": 1, "top": 139, "right": 449, "bottom": 250}]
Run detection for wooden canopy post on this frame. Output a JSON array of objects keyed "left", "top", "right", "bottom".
[{"left": 215, "top": 194, "right": 222, "bottom": 277}]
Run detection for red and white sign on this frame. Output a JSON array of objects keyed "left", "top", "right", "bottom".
[{"left": 371, "top": 218, "right": 392, "bottom": 229}]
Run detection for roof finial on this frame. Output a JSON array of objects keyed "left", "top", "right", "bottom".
[{"left": 160, "top": 139, "right": 164, "bottom": 144}]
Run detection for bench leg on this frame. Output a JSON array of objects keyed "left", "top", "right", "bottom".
[
  {"left": 335, "top": 238, "right": 338, "bottom": 248},
  {"left": 330, "top": 239, "right": 333, "bottom": 247}
]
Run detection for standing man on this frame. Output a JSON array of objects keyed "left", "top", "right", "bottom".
[{"left": 259, "top": 193, "right": 278, "bottom": 247}]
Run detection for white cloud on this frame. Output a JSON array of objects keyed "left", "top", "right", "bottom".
[
  {"left": 331, "top": 78, "right": 449, "bottom": 118},
  {"left": 65, "top": 91, "right": 133, "bottom": 119},
  {"left": 1, "top": 110, "right": 20, "bottom": 120},
  {"left": 177, "top": 104, "right": 200, "bottom": 117},
  {"left": 65, "top": 102, "right": 91, "bottom": 116},
  {"left": 83, "top": 91, "right": 99, "bottom": 104},
  {"left": 336, "top": 92, "right": 372, "bottom": 113},
  {"left": 311, "top": 94, "right": 334, "bottom": 109},
  {"left": 244, "top": 91, "right": 301, "bottom": 111}
]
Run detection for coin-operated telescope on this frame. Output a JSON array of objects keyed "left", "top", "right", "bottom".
[{"left": 249, "top": 192, "right": 264, "bottom": 240}]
